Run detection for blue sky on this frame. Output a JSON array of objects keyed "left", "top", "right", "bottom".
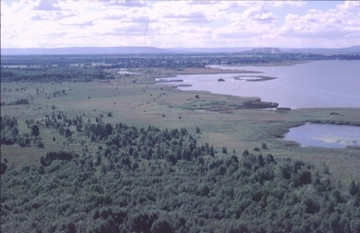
[{"left": 1, "top": 0, "right": 359, "bottom": 48}]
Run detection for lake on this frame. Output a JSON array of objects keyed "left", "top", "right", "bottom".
[
  {"left": 160, "top": 60, "right": 360, "bottom": 109},
  {"left": 284, "top": 123, "right": 360, "bottom": 148}
]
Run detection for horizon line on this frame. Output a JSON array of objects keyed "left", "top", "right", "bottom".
[{"left": 2, "top": 45, "right": 360, "bottom": 50}]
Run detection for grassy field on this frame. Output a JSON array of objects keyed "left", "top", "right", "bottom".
[{"left": 1, "top": 66, "right": 360, "bottom": 184}]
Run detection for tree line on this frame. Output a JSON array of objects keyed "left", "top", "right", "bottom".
[{"left": 1, "top": 66, "right": 114, "bottom": 82}]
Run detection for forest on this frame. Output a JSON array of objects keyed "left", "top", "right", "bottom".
[
  {"left": 1, "top": 112, "right": 360, "bottom": 233},
  {"left": 1, "top": 66, "right": 115, "bottom": 83}
]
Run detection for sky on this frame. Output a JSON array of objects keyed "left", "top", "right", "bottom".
[{"left": 1, "top": 0, "right": 360, "bottom": 49}]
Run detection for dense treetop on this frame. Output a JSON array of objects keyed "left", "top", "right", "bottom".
[{"left": 1, "top": 114, "right": 360, "bottom": 233}]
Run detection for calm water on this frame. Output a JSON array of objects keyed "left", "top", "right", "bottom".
[
  {"left": 284, "top": 123, "right": 360, "bottom": 148},
  {"left": 160, "top": 60, "right": 360, "bottom": 108}
]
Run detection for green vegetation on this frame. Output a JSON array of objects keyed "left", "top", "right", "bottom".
[
  {"left": 1, "top": 54, "right": 360, "bottom": 232},
  {"left": 1, "top": 116, "right": 19, "bottom": 145},
  {"left": 1, "top": 98, "right": 30, "bottom": 106},
  {"left": 1, "top": 117, "right": 360, "bottom": 232},
  {"left": 1, "top": 65, "right": 114, "bottom": 82}
]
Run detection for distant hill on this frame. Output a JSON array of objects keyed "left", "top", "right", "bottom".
[
  {"left": 1, "top": 47, "right": 255, "bottom": 55},
  {"left": 247, "top": 47, "right": 282, "bottom": 54},
  {"left": 1, "top": 45, "right": 359, "bottom": 55},
  {"left": 0, "top": 46, "right": 171, "bottom": 55},
  {"left": 282, "top": 46, "right": 360, "bottom": 54},
  {"left": 166, "top": 47, "right": 254, "bottom": 53}
]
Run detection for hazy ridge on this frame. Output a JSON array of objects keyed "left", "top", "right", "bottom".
[{"left": 1, "top": 45, "right": 359, "bottom": 55}]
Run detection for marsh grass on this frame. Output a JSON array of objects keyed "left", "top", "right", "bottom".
[{"left": 1, "top": 67, "right": 360, "bottom": 183}]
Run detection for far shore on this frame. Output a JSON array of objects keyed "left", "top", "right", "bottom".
[{"left": 210, "top": 60, "right": 310, "bottom": 68}]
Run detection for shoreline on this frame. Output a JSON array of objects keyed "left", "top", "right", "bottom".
[
  {"left": 151, "top": 62, "right": 360, "bottom": 110},
  {"left": 210, "top": 60, "right": 311, "bottom": 68},
  {"left": 148, "top": 67, "right": 262, "bottom": 80},
  {"left": 153, "top": 67, "right": 280, "bottom": 110},
  {"left": 233, "top": 75, "right": 276, "bottom": 82}
]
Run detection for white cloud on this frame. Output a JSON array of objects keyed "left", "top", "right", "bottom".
[
  {"left": 1, "top": 1, "right": 359, "bottom": 48},
  {"left": 102, "top": 0, "right": 148, "bottom": 8},
  {"left": 337, "top": 1, "right": 360, "bottom": 11},
  {"left": 270, "top": 1, "right": 306, "bottom": 8},
  {"left": 33, "top": 0, "right": 62, "bottom": 11},
  {"left": 163, "top": 12, "right": 210, "bottom": 23},
  {"left": 279, "top": 3, "right": 360, "bottom": 47},
  {"left": 243, "top": 5, "right": 277, "bottom": 23}
]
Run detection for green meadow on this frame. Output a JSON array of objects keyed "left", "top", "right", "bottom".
[{"left": 1, "top": 64, "right": 360, "bottom": 182}]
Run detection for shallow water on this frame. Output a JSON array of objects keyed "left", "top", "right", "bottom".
[
  {"left": 284, "top": 123, "right": 360, "bottom": 148},
  {"left": 160, "top": 60, "right": 360, "bottom": 108}
]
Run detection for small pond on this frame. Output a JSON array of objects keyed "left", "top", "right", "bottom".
[{"left": 284, "top": 123, "right": 360, "bottom": 149}]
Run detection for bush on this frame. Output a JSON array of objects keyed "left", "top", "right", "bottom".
[
  {"left": 1, "top": 134, "right": 17, "bottom": 145},
  {"left": 17, "top": 137, "right": 26, "bottom": 147},
  {"left": 349, "top": 181, "right": 359, "bottom": 196},
  {"left": 151, "top": 219, "right": 174, "bottom": 233},
  {"left": 242, "top": 150, "right": 249, "bottom": 156},
  {"left": 65, "top": 128, "right": 72, "bottom": 138},
  {"left": 196, "top": 127, "right": 201, "bottom": 134},
  {"left": 41, "top": 150, "right": 76, "bottom": 166},
  {"left": 25, "top": 137, "right": 31, "bottom": 145},
  {"left": 262, "top": 143, "right": 268, "bottom": 149},
  {"left": 197, "top": 184, "right": 210, "bottom": 197},
  {"left": 37, "top": 140, "right": 44, "bottom": 148},
  {"left": 222, "top": 147, "right": 227, "bottom": 154},
  {"left": 31, "top": 124, "right": 40, "bottom": 137},
  {"left": 0, "top": 163, "right": 8, "bottom": 174}
]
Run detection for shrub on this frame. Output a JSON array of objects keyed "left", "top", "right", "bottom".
[
  {"left": 41, "top": 150, "right": 76, "bottom": 166},
  {"left": 25, "top": 137, "right": 31, "bottom": 146},
  {"left": 197, "top": 184, "right": 210, "bottom": 197},
  {"left": 242, "top": 150, "right": 249, "bottom": 156},
  {"left": 65, "top": 128, "right": 72, "bottom": 138},
  {"left": 37, "top": 140, "right": 44, "bottom": 148},
  {"left": 349, "top": 181, "right": 359, "bottom": 196},
  {"left": 262, "top": 143, "right": 268, "bottom": 149},
  {"left": 151, "top": 219, "right": 174, "bottom": 233},
  {"left": 17, "top": 137, "right": 26, "bottom": 147},
  {"left": 196, "top": 127, "right": 201, "bottom": 134},
  {"left": 0, "top": 163, "right": 7, "bottom": 174},
  {"left": 31, "top": 124, "right": 40, "bottom": 137}
]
